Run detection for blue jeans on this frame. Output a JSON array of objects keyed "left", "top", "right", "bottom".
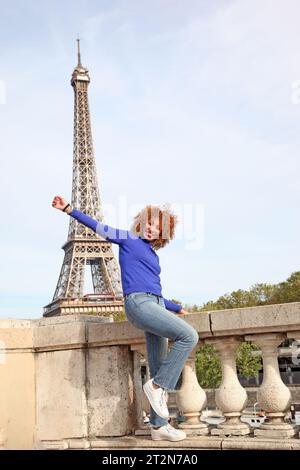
[{"left": 124, "top": 292, "right": 199, "bottom": 427}]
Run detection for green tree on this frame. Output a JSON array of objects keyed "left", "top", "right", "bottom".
[
  {"left": 195, "top": 342, "right": 262, "bottom": 389},
  {"left": 194, "top": 271, "right": 300, "bottom": 312},
  {"left": 236, "top": 342, "right": 262, "bottom": 378},
  {"left": 270, "top": 271, "right": 300, "bottom": 304},
  {"left": 195, "top": 344, "right": 221, "bottom": 388},
  {"left": 112, "top": 310, "right": 127, "bottom": 322}
]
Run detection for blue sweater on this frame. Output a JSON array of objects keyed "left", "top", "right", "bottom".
[{"left": 69, "top": 209, "right": 182, "bottom": 313}]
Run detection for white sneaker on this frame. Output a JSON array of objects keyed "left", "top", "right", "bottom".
[
  {"left": 143, "top": 379, "right": 169, "bottom": 419},
  {"left": 151, "top": 423, "right": 187, "bottom": 442}
]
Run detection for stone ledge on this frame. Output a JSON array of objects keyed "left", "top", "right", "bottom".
[
  {"left": 38, "top": 435, "right": 300, "bottom": 451},
  {"left": 209, "top": 302, "right": 300, "bottom": 337},
  {"left": 3, "top": 303, "right": 300, "bottom": 352},
  {"left": 34, "top": 315, "right": 112, "bottom": 350},
  {"left": 88, "top": 313, "right": 212, "bottom": 347}
]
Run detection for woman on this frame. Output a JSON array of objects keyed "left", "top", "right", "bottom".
[{"left": 52, "top": 195, "right": 199, "bottom": 442}]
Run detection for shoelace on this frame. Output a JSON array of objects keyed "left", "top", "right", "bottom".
[{"left": 159, "top": 389, "right": 167, "bottom": 408}]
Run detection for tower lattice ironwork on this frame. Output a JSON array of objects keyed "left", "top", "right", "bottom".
[{"left": 44, "top": 40, "right": 123, "bottom": 317}]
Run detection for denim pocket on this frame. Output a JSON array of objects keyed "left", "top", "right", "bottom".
[
  {"left": 131, "top": 294, "right": 154, "bottom": 308},
  {"left": 130, "top": 292, "right": 145, "bottom": 299}
]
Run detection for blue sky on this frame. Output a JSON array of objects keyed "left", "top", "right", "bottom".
[{"left": 0, "top": 0, "right": 300, "bottom": 318}]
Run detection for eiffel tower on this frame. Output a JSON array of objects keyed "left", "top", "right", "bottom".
[{"left": 44, "top": 40, "right": 123, "bottom": 317}]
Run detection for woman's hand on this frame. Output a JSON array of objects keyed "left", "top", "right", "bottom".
[
  {"left": 52, "top": 195, "right": 68, "bottom": 211},
  {"left": 177, "top": 308, "right": 189, "bottom": 315}
]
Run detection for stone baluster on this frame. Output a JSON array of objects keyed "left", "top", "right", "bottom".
[
  {"left": 245, "top": 333, "right": 297, "bottom": 438},
  {"left": 206, "top": 336, "right": 250, "bottom": 436},
  {"left": 176, "top": 349, "right": 209, "bottom": 435}
]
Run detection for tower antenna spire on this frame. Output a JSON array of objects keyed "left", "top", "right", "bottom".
[{"left": 77, "top": 37, "right": 82, "bottom": 67}]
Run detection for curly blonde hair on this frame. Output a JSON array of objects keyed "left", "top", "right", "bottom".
[{"left": 130, "top": 204, "right": 179, "bottom": 250}]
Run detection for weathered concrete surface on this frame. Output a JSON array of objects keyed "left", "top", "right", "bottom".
[
  {"left": 38, "top": 435, "right": 300, "bottom": 450},
  {"left": 209, "top": 302, "right": 300, "bottom": 337},
  {"left": 34, "top": 312, "right": 116, "bottom": 441},
  {"left": 34, "top": 314, "right": 112, "bottom": 351},
  {"left": 35, "top": 315, "right": 138, "bottom": 443},
  {"left": 88, "top": 312, "right": 212, "bottom": 347},
  {"left": 86, "top": 302, "right": 300, "bottom": 345},
  {"left": 0, "top": 319, "right": 35, "bottom": 450},
  {"left": 36, "top": 348, "right": 88, "bottom": 441},
  {"left": 36, "top": 330, "right": 137, "bottom": 441},
  {"left": 1, "top": 302, "right": 300, "bottom": 450},
  {"left": 87, "top": 346, "right": 137, "bottom": 437}
]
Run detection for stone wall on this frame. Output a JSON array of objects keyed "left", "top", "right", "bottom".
[
  {"left": 0, "top": 320, "right": 35, "bottom": 450},
  {"left": 0, "top": 315, "right": 142, "bottom": 449},
  {"left": 0, "top": 302, "right": 300, "bottom": 449}
]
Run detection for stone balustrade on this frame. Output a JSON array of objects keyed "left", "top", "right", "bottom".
[{"left": 0, "top": 302, "right": 300, "bottom": 449}]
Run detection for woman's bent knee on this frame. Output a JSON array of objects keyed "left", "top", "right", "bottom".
[
  {"left": 181, "top": 328, "right": 199, "bottom": 348},
  {"left": 190, "top": 330, "right": 199, "bottom": 347}
]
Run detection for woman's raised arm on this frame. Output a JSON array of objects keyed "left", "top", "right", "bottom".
[{"left": 52, "top": 195, "right": 131, "bottom": 245}]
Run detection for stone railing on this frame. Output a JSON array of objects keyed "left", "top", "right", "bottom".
[{"left": 0, "top": 301, "right": 300, "bottom": 449}]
